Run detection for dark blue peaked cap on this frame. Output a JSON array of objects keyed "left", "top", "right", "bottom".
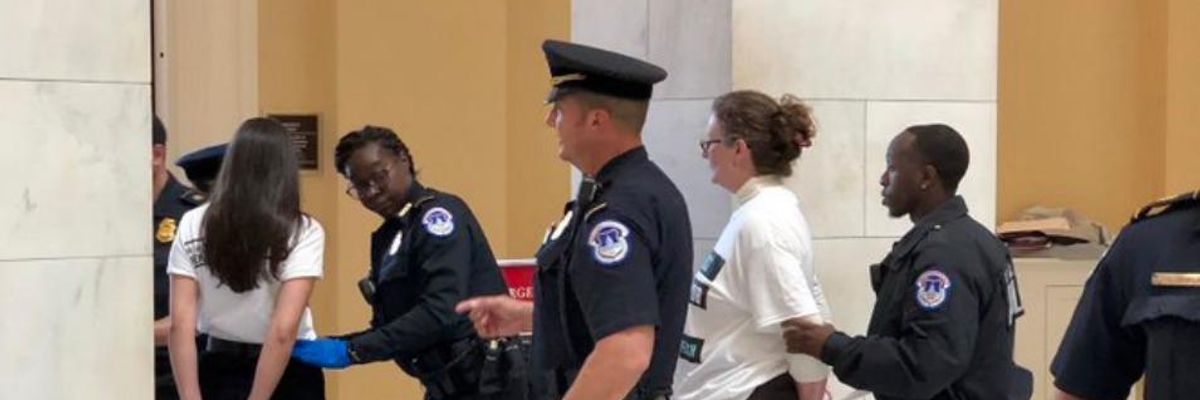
[
  {"left": 542, "top": 39, "right": 667, "bottom": 102},
  {"left": 176, "top": 143, "right": 228, "bottom": 185}
]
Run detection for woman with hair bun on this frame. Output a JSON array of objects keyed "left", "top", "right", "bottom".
[{"left": 674, "top": 90, "right": 831, "bottom": 400}]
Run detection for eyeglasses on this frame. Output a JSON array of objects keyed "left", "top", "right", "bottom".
[
  {"left": 699, "top": 138, "right": 727, "bottom": 156},
  {"left": 344, "top": 165, "right": 393, "bottom": 200}
]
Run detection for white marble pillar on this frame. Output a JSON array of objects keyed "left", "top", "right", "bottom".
[
  {"left": 0, "top": 0, "right": 153, "bottom": 398},
  {"left": 573, "top": 0, "right": 733, "bottom": 266}
]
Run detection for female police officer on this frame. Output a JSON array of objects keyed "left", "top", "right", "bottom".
[{"left": 291, "top": 126, "right": 525, "bottom": 400}]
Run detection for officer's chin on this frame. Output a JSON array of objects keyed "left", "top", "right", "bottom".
[
  {"left": 882, "top": 196, "right": 903, "bottom": 218},
  {"left": 364, "top": 197, "right": 397, "bottom": 218}
]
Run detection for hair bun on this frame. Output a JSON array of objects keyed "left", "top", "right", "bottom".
[{"left": 777, "top": 94, "right": 816, "bottom": 150}]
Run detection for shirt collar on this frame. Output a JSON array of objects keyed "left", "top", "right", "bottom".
[
  {"left": 891, "top": 196, "right": 970, "bottom": 260},
  {"left": 593, "top": 146, "right": 648, "bottom": 184},
  {"left": 734, "top": 175, "right": 784, "bottom": 208},
  {"left": 153, "top": 174, "right": 189, "bottom": 217}
]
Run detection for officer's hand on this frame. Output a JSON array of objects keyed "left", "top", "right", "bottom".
[
  {"left": 781, "top": 319, "right": 836, "bottom": 358},
  {"left": 455, "top": 295, "right": 531, "bottom": 338},
  {"left": 291, "top": 338, "right": 353, "bottom": 369}
]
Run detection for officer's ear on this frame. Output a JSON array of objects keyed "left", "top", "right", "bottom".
[
  {"left": 586, "top": 106, "right": 611, "bottom": 130},
  {"left": 919, "top": 164, "right": 940, "bottom": 191}
]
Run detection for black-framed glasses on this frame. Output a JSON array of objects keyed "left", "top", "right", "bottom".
[
  {"left": 699, "top": 139, "right": 726, "bottom": 155},
  {"left": 344, "top": 165, "right": 393, "bottom": 200}
]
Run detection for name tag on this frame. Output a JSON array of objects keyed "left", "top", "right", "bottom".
[{"left": 1151, "top": 272, "right": 1200, "bottom": 287}]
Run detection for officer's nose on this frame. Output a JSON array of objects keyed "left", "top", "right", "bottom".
[{"left": 879, "top": 170, "right": 889, "bottom": 187}]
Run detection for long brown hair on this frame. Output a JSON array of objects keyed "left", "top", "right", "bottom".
[
  {"left": 202, "top": 118, "right": 303, "bottom": 293},
  {"left": 712, "top": 90, "right": 816, "bottom": 176}
]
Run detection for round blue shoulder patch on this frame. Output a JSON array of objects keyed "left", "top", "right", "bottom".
[
  {"left": 422, "top": 207, "right": 455, "bottom": 237},
  {"left": 588, "top": 220, "right": 630, "bottom": 266},
  {"left": 915, "top": 269, "right": 952, "bottom": 310}
]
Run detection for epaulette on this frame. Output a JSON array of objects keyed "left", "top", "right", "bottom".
[
  {"left": 1132, "top": 189, "right": 1200, "bottom": 223},
  {"left": 584, "top": 202, "right": 608, "bottom": 222},
  {"left": 397, "top": 194, "right": 437, "bottom": 218}
]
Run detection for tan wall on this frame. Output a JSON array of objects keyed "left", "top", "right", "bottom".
[
  {"left": 256, "top": 0, "right": 344, "bottom": 395},
  {"left": 158, "top": 0, "right": 259, "bottom": 180},
  {"left": 999, "top": 0, "right": 1167, "bottom": 232},
  {"left": 506, "top": 0, "right": 573, "bottom": 258},
  {"left": 999, "top": 0, "right": 1200, "bottom": 231},
  {"left": 1165, "top": 0, "right": 1200, "bottom": 195}
]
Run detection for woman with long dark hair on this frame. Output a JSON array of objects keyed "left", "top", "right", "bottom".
[{"left": 168, "top": 117, "right": 325, "bottom": 400}]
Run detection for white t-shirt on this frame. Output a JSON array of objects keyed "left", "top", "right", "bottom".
[
  {"left": 673, "top": 177, "right": 832, "bottom": 400},
  {"left": 166, "top": 204, "right": 323, "bottom": 343}
]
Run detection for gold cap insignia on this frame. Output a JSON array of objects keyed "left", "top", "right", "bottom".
[
  {"left": 551, "top": 73, "right": 587, "bottom": 86},
  {"left": 156, "top": 218, "right": 178, "bottom": 243}
]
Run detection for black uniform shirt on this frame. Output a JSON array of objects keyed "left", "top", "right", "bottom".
[
  {"left": 348, "top": 182, "right": 509, "bottom": 364},
  {"left": 820, "top": 196, "right": 1031, "bottom": 400},
  {"left": 1051, "top": 196, "right": 1200, "bottom": 400},
  {"left": 532, "top": 147, "right": 693, "bottom": 397},
  {"left": 153, "top": 175, "right": 203, "bottom": 320}
]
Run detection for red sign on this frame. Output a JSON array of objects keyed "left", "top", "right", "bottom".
[{"left": 498, "top": 259, "right": 537, "bottom": 302}]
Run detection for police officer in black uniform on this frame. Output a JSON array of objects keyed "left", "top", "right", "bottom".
[
  {"left": 781, "top": 124, "right": 1032, "bottom": 399},
  {"left": 290, "top": 126, "right": 526, "bottom": 400},
  {"left": 153, "top": 117, "right": 224, "bottom": 399},
  {"left": 1051, "top": 190, "right": 1200, "bottom": 400},
  {"left": 457, "top": 39, "right": 693, "bottom": 400}
]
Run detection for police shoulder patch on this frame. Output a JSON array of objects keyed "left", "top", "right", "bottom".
[
  {"left": 915, "top": 269, "right": 952, "bottom": 310},
  {"left": 422, "top": 207, "right": 455, "bottom": 237},
  {"left": 589, "top": 220, "right": 631, "bottom": 266}
]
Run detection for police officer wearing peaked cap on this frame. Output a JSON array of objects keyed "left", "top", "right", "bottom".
[
  {"left": 781, "top": 124, "right": 1033, "bottom": 399},
  {"left": 175, "top": 142, "right": 228, "bottom": 196},
  {"left": 1051, "top": 190, "right": 1200, "bottom": 400},
  {"left": 290, "top": 126, "right": 527, "bottom": 400},
  {"left": 457, "top": 39, "right": 694, "bottom": 400}
]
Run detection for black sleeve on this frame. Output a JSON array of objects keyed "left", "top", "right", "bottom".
[
  {"left": 570, "top": 212, "right": 660, "bottom": 341},
  {"left": 1050, "top": 238, "right": 1145, "bottom": 400},
  {"left": 821, "top": 243, "right": 980, "bottom": 399},
  {"left": 349, "top": 204, "right": 475, "bottom": 362}
]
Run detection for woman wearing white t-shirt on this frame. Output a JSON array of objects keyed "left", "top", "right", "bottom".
[
  {"left": 674, "top": 90, "right": 830, "bottom": 400},
  {"left": 168, "top": 117, "right": 325, "bottom": 400}
]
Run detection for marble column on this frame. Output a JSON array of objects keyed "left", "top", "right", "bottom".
[{"left": 0, "top": 0, "right": 153, "bottom": 398}]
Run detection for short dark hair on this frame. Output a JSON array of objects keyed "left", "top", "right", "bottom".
[
  {"left": 905, "top": 124, "right": 970, "bottom": 192},
  {"left": 333, "top": 125, "right": 415, "bottom": 176},
  {"left": 569, "top": 90, "right": 650, "bottom": 133},
  {"left": 153, "top": 116, "right": 167, "bottom": 145},
  {"left": 712, "top": 90, "right": 816, "bottom": 177}
]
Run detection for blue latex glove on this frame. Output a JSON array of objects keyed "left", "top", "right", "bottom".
[{"left": 292, "top": 338, "right": 353, "bottom": 369}]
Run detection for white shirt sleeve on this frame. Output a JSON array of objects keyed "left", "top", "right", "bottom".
[
  {"left": 166, "top": 209, "right": 201, "bottom": 279},
  {"left": 787, "top": 314, "right": 831, "bottom": 383},
  {"left": 279, "top": 217, "right": 324, "bottom": 281},
  {"left": 734, "top": 215, "right": 822, "bottom": 330}
]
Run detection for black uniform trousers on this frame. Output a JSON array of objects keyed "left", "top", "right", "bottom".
[{"left": 197, "top": 339, "right": 325, "bottom": 400}]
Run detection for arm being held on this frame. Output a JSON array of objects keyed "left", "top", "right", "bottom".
[{"left": 783, "top": 314, "right": 830, "bottom": 400}]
